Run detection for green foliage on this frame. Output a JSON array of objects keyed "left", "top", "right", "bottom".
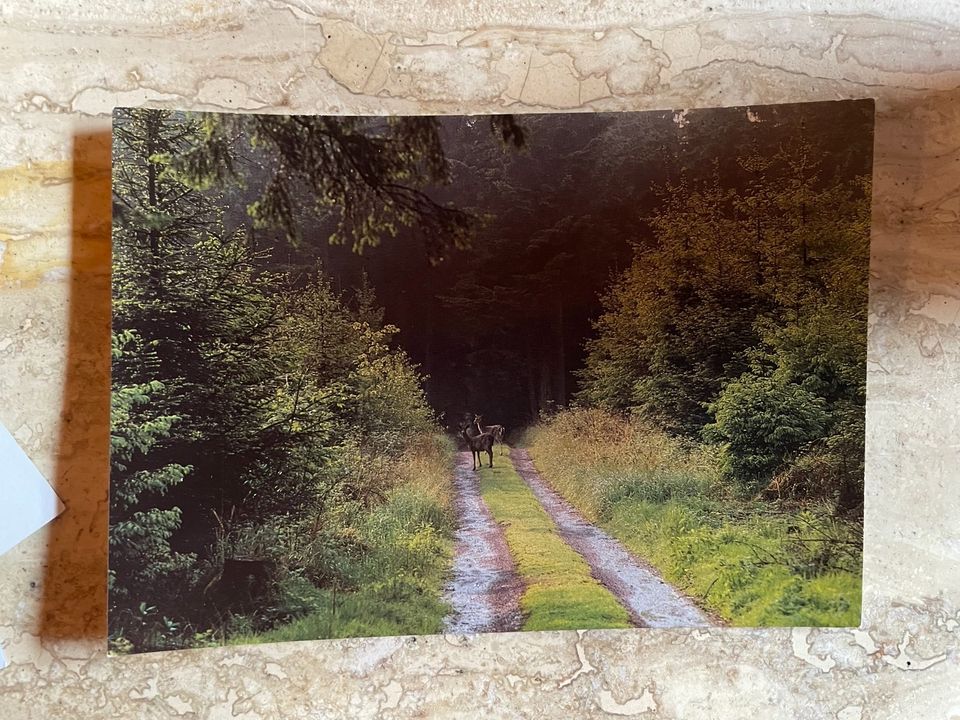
[
  {"left": 230, "top": 441, "right": 456, "bottom": 644},
  {"left": 271, "top": 273, "right": 434, "bottom": 451},
  {"left": 705, "top": 372, "right": 829, "bottom": 494},
  {"left": 233, "top": 574, "right": 449, "bottom": 643},
  {"left": 577, "top": 133, "right": 870, "bottom": 506},
  {"left": 577, "top": 169, "right": 762, "bottom": 433},
  {"left": 112, "top": 108, "right": 297, "bottom": 517},
  {"left": 172, "top": 114, "right": 523, "bottom": 261},
  {"left": 527, "top": 410, "right": 862, "bottom": 627},
  {"left": 603, "top": 498, "right": 860, "bottom": 626},
  {"left": 109, "top": 333, "right": 198, "bottom": 650},
  {"left": 111, "top": 108, "right": 294, "bottom": 650},
  {"left": 110, "top": 108, "right": 455, "bottom": 652},
  {"left": 519, "top": 407, "right": 719, "bottom": 523}
]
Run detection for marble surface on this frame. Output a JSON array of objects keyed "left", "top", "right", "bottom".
[{"left": 1, "top": 1, "right": 958, "bottom": 717}]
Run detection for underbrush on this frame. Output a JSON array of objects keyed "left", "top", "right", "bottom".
[
  {"left": 226, "top": 433, "right": 457, "bottom": 644},
  {"left": 232, "top": 506, "right": 452, "bottom": 643},
  {"left": 522, "top": 408, "right": 719, "bottom": 522},
  {"left": 525, "top": 408, "right": 862, "bottom": 627}
]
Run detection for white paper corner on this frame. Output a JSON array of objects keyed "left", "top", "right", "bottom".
[{"left": 0, "top": 423, "right": 64, "bottom": 557}]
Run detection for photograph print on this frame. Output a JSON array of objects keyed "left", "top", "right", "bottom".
[{"left": 109, "top": 99, "right": 873, "bottom": 653}]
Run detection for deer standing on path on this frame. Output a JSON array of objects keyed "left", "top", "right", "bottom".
[
  {"left": 478, "top": 418, "right": 506, "bottom": 456},
  {"left": 459, "top": 415, "right": 495, "bottom": 471}
]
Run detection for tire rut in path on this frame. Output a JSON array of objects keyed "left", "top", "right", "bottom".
[
  {"left": 442, "top": 451, "right": 523, "bottom": 634},
  {"left": 510, "top": 448, "right": 714, "bottom": 629}
]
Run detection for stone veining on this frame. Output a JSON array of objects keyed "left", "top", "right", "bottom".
[{"left": 0, "top": 1, "right": 959, "bottom": 717}]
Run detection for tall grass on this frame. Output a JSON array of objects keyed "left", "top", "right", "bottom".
[
  {"left": 395, "top": 432, "right": 456, "bottom": 514},
  {"left": 524, "top": 408, "right": 720, "bottom": 522},
  {"left": 231, "top": 433, "right": 457, "bottom": 644},
  {"left": 525, "top": 408, "right": 862, "bottom": 627}
]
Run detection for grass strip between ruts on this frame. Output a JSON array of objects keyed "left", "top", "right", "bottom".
[{"left": 476, "top": 454, "right": 632, "bottom": 632}]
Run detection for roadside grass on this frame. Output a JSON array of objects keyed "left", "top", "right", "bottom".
[
  {"left": 477, "top": 457, "right": 632, "bottom": 631},
  {"left": 525, "top": 409, "right": 862, "bottom": 627},
  {"left": 231, "top": 434, "right": 456, "bottom": 644},
  {"left": 231, "top": 547, "right": 451, "bottom": 643},
  {"left": 603, "top": 500, "right": 860, "bottom": 626}
]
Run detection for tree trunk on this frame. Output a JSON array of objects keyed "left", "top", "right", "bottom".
[
  {"left": 525, "top": 331, "right": 539, "bottom": 420},
  {"left": 539, "top": 351, "right": 552, "bottom": 413},
  {"left": 553, "top": 292, "right": 566, "bottom": 406}
]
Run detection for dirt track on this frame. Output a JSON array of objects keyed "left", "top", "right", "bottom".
[
  {"left": 442, "top": 452, "right": 523, "bottom": 634},
  {"left": 442, "top": 447, "right": 714, "bottom": 632},
  {"left": 510, "top": 448, "right": 713, "bottom": 628}
]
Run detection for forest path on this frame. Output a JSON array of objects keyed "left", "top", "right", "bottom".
[
  {"left": 509, "top": 449, "right": 714, "bottom": 628},
  {"left": 442, "top": 451, "right": 524, "bottom": 634}
]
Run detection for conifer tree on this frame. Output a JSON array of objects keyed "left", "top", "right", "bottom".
[{"left": 110, "top": 109, "right": 295, "bottom": 641}]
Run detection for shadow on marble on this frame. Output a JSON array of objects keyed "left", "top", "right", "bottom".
[{"left": 41, "top": 131, "right": 111, "bottom": 644}]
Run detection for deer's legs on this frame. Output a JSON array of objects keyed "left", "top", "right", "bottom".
[{"left": 487, "top": 449, "right": 493, "bottom": 468}]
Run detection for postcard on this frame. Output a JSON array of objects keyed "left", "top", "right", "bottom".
[{"left": 109, "top": 100, "right": 872, "bottom": 653}]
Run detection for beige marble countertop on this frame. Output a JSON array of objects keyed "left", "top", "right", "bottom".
[{"left": 1, "top": 2, "right": 958, "bottom": 717}]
